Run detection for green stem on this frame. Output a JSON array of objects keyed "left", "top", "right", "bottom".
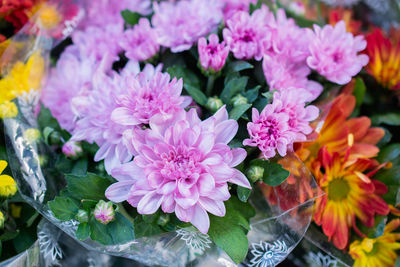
[
  {"left": 116, "top": 203, "right": 135, "bottom": 224},
  {"left": 206, "top": 75, "right": 216, "bottom": 96}
]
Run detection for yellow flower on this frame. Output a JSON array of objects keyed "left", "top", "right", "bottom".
[
  {"left": 0, "top": 160, "right": 17, "bottom": 198},
  {"left": 23, "top": 128, "right": 41, "bottom": 143},
  {"left": 349, "top": 219, "right": 400, "bottom": 267},
  {"left": 0, "top": 51, "right": 45, "bottom": 104},
  {"left": 10, "top": 204, "right": 21, "bottom": 218},
  {"left": 36, "top": 3, "right": 62, "bottom": 29},
  {"left": 0, "top": 101, "right": 18, "bottom": 119}
]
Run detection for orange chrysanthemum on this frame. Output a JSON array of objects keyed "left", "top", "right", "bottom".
[
  {"left": 296, "top": 93, "right": 384, "bottom": 169},
  {"left": 329, "top": 7, "right": 361, "bottom": 35},
  {"left": 313, "top": 147, "right": 389, "bottom": 250},
  {"left": 349, "top": 219, "right": 400, "bottom": 267},
  {"left": 365, "top": 28, "right": 400, "bottom": 90}
]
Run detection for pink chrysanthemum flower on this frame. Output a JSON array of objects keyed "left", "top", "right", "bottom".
[
  {"left": 111, "top": 71, "right": 192, "bottom": 127},
  {"left": 72, "top": 24, "right": 124, "bottom": 64},
  {"left": 119, "top": 18, "right": 159, "bottom": 62},
  {"left": 223, "top": 6, "right": 273, "bottom": 60},
  {"left": 244, "top": 90, "right": 318, "bottom": 159},
  {"left": 80, "top": 0, "right": 152, "bottom": 29},
  {"left": 262, "top": 53, "right": 323, "bottom": 102},
  {"left": 105, "top": 107, "right": 251, "bottom": 234},
  {"left": 198, "top": 34, "right": 229, "bottom": 73},
  {"left": 41, "top": 46, "right": 96, "bottom": 132},
  {"left": 70, "top": 58, "right": 135, "bottom": 174},
  {"left": 307, "top": 21, "right": 369, "bottom": 85},
  {"left": 152, "top": 0, "right": 223, "bottom": 53},
  {"left": 221, "top": 0, "right": 257, "bottom": 21}
]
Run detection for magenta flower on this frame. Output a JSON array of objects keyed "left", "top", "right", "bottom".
[
  {"left": 306, "top": 21, "right": 369, "bottom": 84},
  {"left": 244, "top": 90, "right": 319, "bottom": 159},
  {"left": 105, "top": 107, "right": 251, "bottom": 234},
  {"left": 223, "top": 6, "right": 274, "bottom": 60},
  {"left": 198, "top": 34, "right": 229, "bottom": 73},
  {"left": 152, "top": 0, "right": 223, "bottom": 53},
  {"left": 119, "top": 18, "right": 159, "bottom": 62},
  {"left": 41, "top": 46, "right": 97, "bottom": 132},
  {"left": 94, "top": 200, "right": 115, "bottom": 224}
]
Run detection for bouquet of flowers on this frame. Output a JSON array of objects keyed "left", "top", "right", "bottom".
[{"left": 1, "top": 0, "right": 400, "bottom": 266}]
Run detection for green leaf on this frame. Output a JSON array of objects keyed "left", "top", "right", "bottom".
[
  {"left": 89, "top": 213, "right": 135, "bottom": 245},
  {"left": 221, "top": 77, "right": 248, "bottom": 104},
  {"left": 353, "top": 77, "right": 366, "bottom": 108},
  {"left": 66, "top": 173, "right": 112, "bottom": 201},
  {"left": 244, "top": 86, "right": 260, "bottom": 103},
  {"left": 225, "top": 61, "right": 253, "bottom": 74},
  {"left": 371, "top": 113, "right": 400, "bottom": 126},
  {"left": 48, "top": 196, "right": 79, "bottom": 221},
  {"left": 71, "top": 158, "right": 88, "bottom": 175},
  {"left": 0, "top": 231, "right": 19, "bottom": 242},
  {"left": 377, "top": 143, "right": 400, "bottom": 163},
  {"left": 121, "top": 10, "right": 141, "bottom": 26},
  {"left": 250, "top": 159, "right": 290, "bottom": 187},
  {"left": 89, "top": 217, "right": 113, "bottom": 245},
  {"left": 208, "top": 197, "right": 255, "bottom": 263},
  {"left": 237, "top": 186, "right": 251, "bottom": 202},
  {"left": 76, "top": 223, "right": 90, "bottom": 241},
  {"left": 229, "top": 104, "right": 252, "bottom": 120},
  {"left": 37, "top": 105, "right": 61, "bottom": 131},
  {"left": 167, "top": 66, "right": 207, "bottom": 106},
  {"left": 81, "top": 199, "right": 98, "bottom": 210}
]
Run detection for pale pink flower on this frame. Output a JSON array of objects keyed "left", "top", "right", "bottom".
[
  {"left": 262, "top": 53, "right": 323, "bottom": 102},
  {"left": 307, "top": 21, "right": 369, "bottom": 84},
  {"left": 119, "top": 18, "right": 159, "bottom": 62},
  {"left": 72, "top": 24, "right": 124, "bottom": 64},
  {"left": 221, "top": 0, "right": 257, "bottom": 21},
  {"left": 41, "top": 46, "right": 97, "bottom": 132},
  {"left": 111, "top": 71, "right": 192, "bottom": 127},
  {"left": 94, "top": 200, "right": 115, "bottom": 224},
  {"left": 80, "top": 0, "right": 152, "bottom": 29},
  {"left": 62, "top": 141, "right": 83, "bottom": 158},
  {"left": 152, "top": 0, "right": 223, "bottom": 53},
  {"left": 198, "top": 34, "right": 229, "bottom": 73},
  {"left": 223, "top": 6, "right": 274, "bottom": 60},
  {"left": 106, "top": 107, "right": 251, "bottom": 234}
]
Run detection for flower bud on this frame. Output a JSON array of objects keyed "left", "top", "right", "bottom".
[
  {"left": 23, "top": 128, "right": 41, "bottom": 143},
  {"left": 157, "top": 213, "right": 170, "bottom": 226},
  {"left": 206, "top": 97, "right": 223, "bottom": 113},
  {"left": 231, "top": 94, "right": 248, "bottom": 107},
  {"left": 246, "top": 165, "right": 264, "bottom": 183},
  {"left": 75, "top": 209, "right": 89, "bottom": 223},
  {"left": 198, "top": 34, "right": 229, "bottom": 74},
  {"left": 0, "top": 211, "right": 4, "bottom": 229},
  {"left": 43, "top": 127, "right": 62, "bottom": 145},
  {"left": 62, "top": 141, "right": 83, "bottom": 159},
  {"left": 94, "top": 200, "right": 115, "bottom": 224}
]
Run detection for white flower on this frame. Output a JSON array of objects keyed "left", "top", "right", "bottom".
[{"left": 248, "top": 240, "right": 289, "bottom": 267}]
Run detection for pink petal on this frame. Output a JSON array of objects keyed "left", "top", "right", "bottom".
[
  {"left": 111, "top": 107, "right": 141, "bottom": 126},
  {"left": 190, "top": 205, "right": 210, "bottom": 234},
  {"left": 215, "top": 120, "right": 238, "bottom": 144},
  {"left": 175, "top": 205, "right": 194, "bottom": 222},
  {"left": 161, "top": 194, "right": 175, "bottom": 213},
  {"left": 229, "top": 169, "right": 251, "bottom": 189},
  {"left": 105, "top": 181, "right": 135, "bottom": 203},
  {"left": 199, "top": 198, "right": 226, "bottom": 217},
  {"left": 137, "top": 191, "right": 163, "bottom": 214},
  {"left": 111, "top": 161, "right": 144, "bottom": 181},
  {"left": 197, "top": 173, "right": 215, "bottom": 195},
  {"left": 230, "top": 148, "right": 247, "bottom": 167}
]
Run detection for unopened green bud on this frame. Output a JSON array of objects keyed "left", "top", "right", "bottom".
[
  {"left": 0, "top": 211, "right": 4, "bottom": 229},
  {"left": 44, "top": 127, "right": 62, "bottom": 145},
  {"left": 231, "top": 94, "right": 248, "bottom": 107},
  {"left": 94, "top": 200, "right": 115, "bottom": 225},
  {"left": 75, "top": 209, "right": 89, "bottom": 223},
  {"left": 157, "top": 214, "right": 170, "bottom": 226},
  {"left": 206, "top": 97, "right": 223, "bottom": 113},
  {"left": 246, "top": 165, "right": 264, "bottom": 183}
]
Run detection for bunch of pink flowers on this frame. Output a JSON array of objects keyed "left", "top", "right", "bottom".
[{"left": 41, "top": 0, "right": 369, "bottom": 235}]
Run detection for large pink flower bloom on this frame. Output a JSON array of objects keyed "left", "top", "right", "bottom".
[
  {"left": 119, "top": 18, "right": 159, "bottom": 62},
  {"left": 198, "top": 34, "right": 229, "bottom": 73},
  {"left": 221, "top": 0, "right": 257, "bottom": 21},
  {"left": 106, "top": 107, "right": 251, "bottom": 234},
  {"left": 152, "top": 0, "right": 223, "bottom": 53},
  {"left": 307, "top": 21, "right": 369, "bottom": 84},
  {"left": 223, "top": 6, "right": 273, "bottom": 60},
  {"left": 41, "top": 46, "right": 96, "bottom": 132},
  {"left": 243, "top": 90, "right": 319, "bottom": 159},
  {"left": 111, "top": 70, "right": 191, "bottom": 127}
]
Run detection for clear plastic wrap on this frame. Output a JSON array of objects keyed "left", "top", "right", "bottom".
[{"left": 2, "top": 1, "right": 323, "bottom": 266}]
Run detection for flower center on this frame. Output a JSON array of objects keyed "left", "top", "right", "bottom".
[
  {"left": 327, "top": 178, "right": 350, "bottom": 201},
  {"left": 160, "top": 147, "right": 200, "bottom": 181},
  {"left": 240, "top": 29, "right": 255, "bottom": 43}
]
